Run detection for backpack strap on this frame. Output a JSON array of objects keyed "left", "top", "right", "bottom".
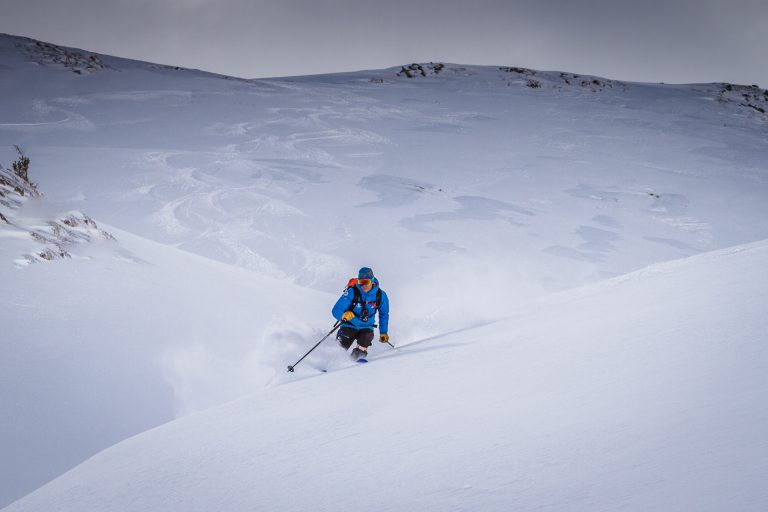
[
  {"left": 349, "top": 285, "right": 362, "bottom": 311},
  {"left": 344, "top": 280, "right": 382, "bottom": 317},
  {"left": 345, "top": 279, "right": 362, "bottom": 313}
]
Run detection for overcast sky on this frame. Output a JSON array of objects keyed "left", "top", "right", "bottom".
[{"left": 1, "top": 0, "right": 766, "bottom": 86}]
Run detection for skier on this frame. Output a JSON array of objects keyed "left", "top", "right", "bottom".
[{"left": 332, "top": 267, "right": 390, "bottom": 361}]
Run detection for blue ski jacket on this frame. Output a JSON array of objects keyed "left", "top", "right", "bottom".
[{"left": 332, "top": 279, "right": 389, "bottom": 334}]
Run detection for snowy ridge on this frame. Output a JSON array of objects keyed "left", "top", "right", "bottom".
[
  {"left": 6, "top": 238, "right": 768, "bottom": 511},
  {"left": 1, "top": 33, "right": 253, "bottom": 80}
]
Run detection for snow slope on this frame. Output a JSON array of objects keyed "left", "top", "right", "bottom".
[
  {"left": 6, "top": 239, "right": 768, "bottom": 512},
  {"left": 0, "top": 218, "right": 341, "bottom": 506},
  {"left": 3, "top": 33, "right": 768, "bottom": 298},
  {"left": 2, "top": 33, "right": 768, "bottom": 507}
]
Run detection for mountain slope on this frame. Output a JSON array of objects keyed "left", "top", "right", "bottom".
[
  {"left": 2, "top": 33, "right": 768, "bottom": 508},
  {"left": 0, "top": 220, "right": 334, "bottom": 507},
  {"left": 3, "top": 32, "right": 768, "bottom": 297},
  {"left": 6, "top": 239, "right": 768, "bottom": 512}
]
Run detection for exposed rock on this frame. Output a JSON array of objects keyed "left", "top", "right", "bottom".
[
  {"left": 15, "top": 37, "right": 110, "bottom": 75},
  {"left": 499, "top": 66, "right": 536, "bottom": 76},
  {"left": 499, "top": 69, "right": 627, "bottom": 92},
  {"left": 397, "top": 62, "right": 445, "bottom": 78},
  {"left": 719, "top": 83, "right": 768, "bottom": 116},
  {"left": 526, "top": 79, "right": 542, "bottom": 89}
]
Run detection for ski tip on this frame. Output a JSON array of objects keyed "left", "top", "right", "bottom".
[{"left": 356, "top": 358, "right": 368, "bottom": 364}]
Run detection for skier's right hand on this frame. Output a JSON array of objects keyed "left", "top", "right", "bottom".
[{"left": 341, "top": 311, "right": 355, "bottom": 322}]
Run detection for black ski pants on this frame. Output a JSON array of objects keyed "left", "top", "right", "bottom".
[{"left": 337, "top": 326, "right": 374, "bottom": 350}]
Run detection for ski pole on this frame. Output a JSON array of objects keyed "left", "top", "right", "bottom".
[
  {"left": 287, "top": 320, "right": 342, "bottom": 372},
  {"left": 386, "top": 341, "right": 397, "bottom": 350}
]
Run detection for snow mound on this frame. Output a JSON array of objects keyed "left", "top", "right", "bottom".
[{"left": 6, "top": 239, "right": 767, "bottom": 512}]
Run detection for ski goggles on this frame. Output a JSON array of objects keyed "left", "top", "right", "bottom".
[{"left": 357, "top": 278, "right": 373, "bottom": 286}]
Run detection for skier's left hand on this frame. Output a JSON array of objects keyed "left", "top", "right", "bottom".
[{"left": 379, "top": 333, "right": 389, "bottom": 343}]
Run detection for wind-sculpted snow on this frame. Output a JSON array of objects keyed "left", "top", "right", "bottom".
[
  {"left": 3, "top": 41, "right": 767, "bottom": 296},
  {"left": 2, "top": 33, "right": 768, "bottom": 507},
  {"left": 399, "top": 195, "right": 536, "bottom": 233}
]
